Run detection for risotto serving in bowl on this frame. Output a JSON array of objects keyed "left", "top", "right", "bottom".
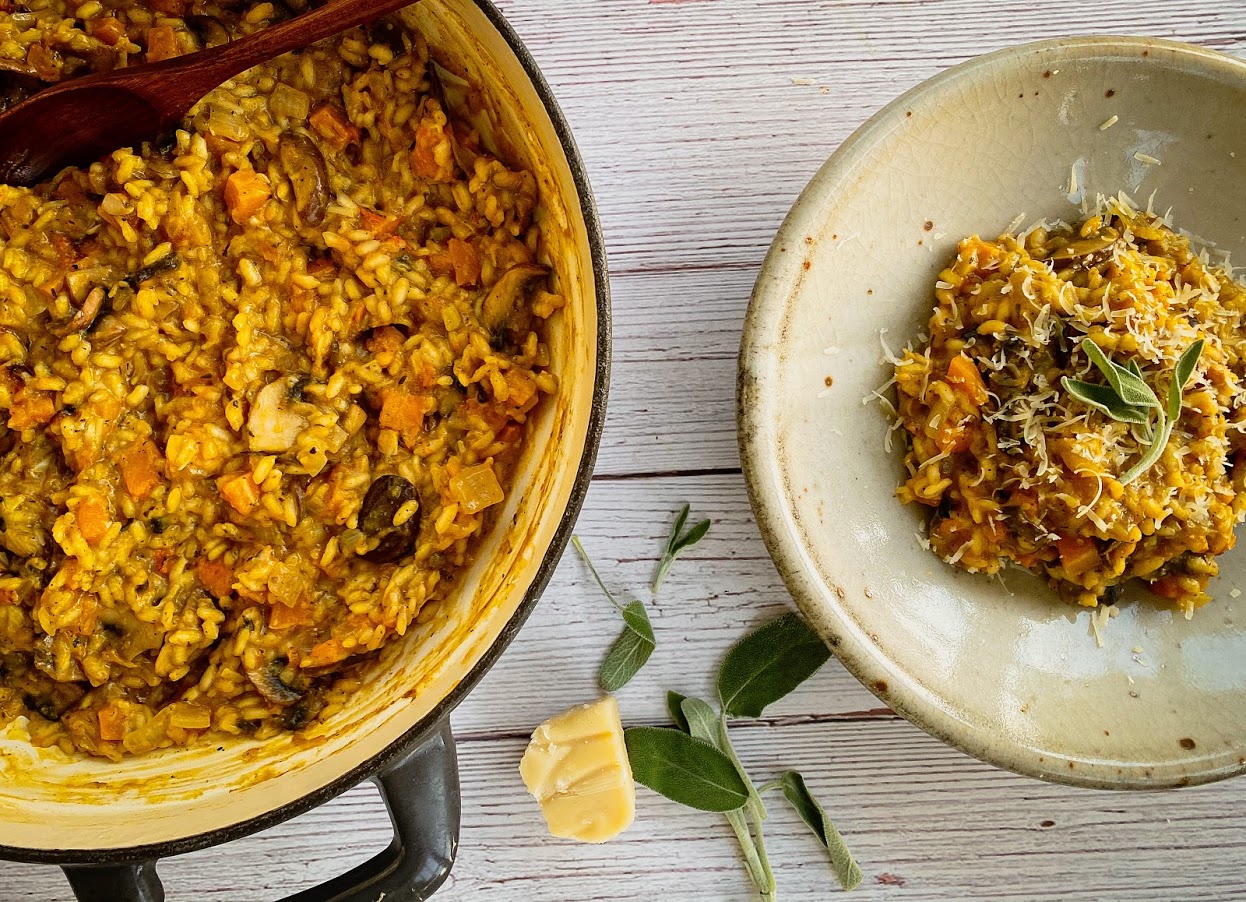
[
  {"left": 0, "top": 0, "right": 608, "bottom": 895},
  {"left": 740, "top": 36, "right": 1246, "bottom": 790}
]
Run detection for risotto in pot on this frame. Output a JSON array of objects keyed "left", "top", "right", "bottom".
[{"left": 0, "top": 1, "right": 561, "bottom": 758}]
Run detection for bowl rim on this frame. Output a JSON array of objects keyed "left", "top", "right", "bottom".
[
  {"left": 2, "top": 0, "right": 612, "bottom": 865},
  {"left": 738, "top": 34, "right": 1246, "bottom": 791}
]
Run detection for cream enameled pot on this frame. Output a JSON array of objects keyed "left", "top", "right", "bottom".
[{"left": 0, "top": 2, "right": 609, "bottom": 899}]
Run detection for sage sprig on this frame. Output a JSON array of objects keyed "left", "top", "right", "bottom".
[
  {"left": 574, "top": 505, "right": 711, "bottom": 692},
  {"left": 653, "top": 503, "right": 712, "bottom": 592},
  {"left": 1060, "top": 337, "right": 1203, "bottom": 485},
  {"left": 627, "top": 611, "right": 860, "bottom": 897},
  {"left": 573, "top": 536, "right": 655, "bottom": 692}
]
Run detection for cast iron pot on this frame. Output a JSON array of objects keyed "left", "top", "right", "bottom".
[{"left": 0, "top": 2, "right": 610, "bottom": 899}]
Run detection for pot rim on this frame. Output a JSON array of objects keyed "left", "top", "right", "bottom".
[{"left": 1, "top": 0, "right": 611, "bottom": 865}]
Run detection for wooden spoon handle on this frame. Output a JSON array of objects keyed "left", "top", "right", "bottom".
[{"left": 198, "top": 0, "right": 419, "bottom": 81}]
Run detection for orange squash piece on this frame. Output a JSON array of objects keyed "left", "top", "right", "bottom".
[
  {"left": 145, "top": 25, "right": 179, "bottom": 63},
  {"left": 224, "top": 170, "right": 271, "bottom": 224},
  {"left": 220, "top": 473, "right": 260, "bottom": 515},
  {"left": 76, "top": 497, "right": 109, "bottom": 547},
  {"left": 120, "top": 438, "right": 165, "bottom": 501}
]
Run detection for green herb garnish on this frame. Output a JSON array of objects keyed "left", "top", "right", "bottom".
[
  {"left": 718, "top": 611, "right": 832, "bottom": 718},
  {"left": 1060, "top": 337, "right": 1203, "bottom": 485},
  {"left": 653, "top": 503, "right": 712, "bottom": 592},
  {"left": 779, "top": 771, "right": 863, "bottom": 892},
  {"left": 574, "top": 505, "right": 710, "bottom": 692},
  {"left": 573, "top": 536, "right": 655, "bottom": 692},
  {"left": 623, "top": 726, "right": 750, "bottom": 812},
  {"left": 627, "top": 612, "right": 860, "bottom": 897}
]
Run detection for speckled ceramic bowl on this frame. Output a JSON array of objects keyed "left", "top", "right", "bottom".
[{"left": 739, "top": 36, "right": 1246, "bottom": 789}]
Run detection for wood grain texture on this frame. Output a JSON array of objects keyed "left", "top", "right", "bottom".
[{"left": 7, "top": 0, "right": 1246, "bottom": 900}]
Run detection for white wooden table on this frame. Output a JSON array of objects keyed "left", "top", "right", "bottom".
[{"left": 11, "top": 1, "right": 1246, "bottom": 899}]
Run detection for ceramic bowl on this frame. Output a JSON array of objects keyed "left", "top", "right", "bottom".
[{"left": 739, "top": 36, "right": 1246, "bottom": 789}]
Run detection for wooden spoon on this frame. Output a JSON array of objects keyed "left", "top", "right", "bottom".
[{"left": 0, "top": 0, "right": 417, "bottom": 187}]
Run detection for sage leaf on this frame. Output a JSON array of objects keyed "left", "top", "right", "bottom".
[
  {"left": 718, "top": 612, "right": 831, "bottom": 718},
  {"left": 652, "top": 504, "right": 712, "bottom": 592},
  {"left": 624, "top": 726, "right": 750, "bottom": 812},
  {"left": 1167, "top": 339, "right": 1204, "bottom": 420},
  {"left": 779, "top": 771, "right": 863, "bottom": 892},
  {"left": 667, "top": 691, "right": 690, "bottom": 732},
  {"left": 599, "top": 601, "right": 655, "bottom": 692},
  {"left": 574, "top": 537, "right": 657, "bottom": 691},
  {"left": 1061, "top": 378, "right": 1151, "bottom": 424},
  {"left": 680, "top": 696, "right": 722, "bottom": 746},
  {"left": 1081, "top": 338, "right": 1159, "bottom": 409}
]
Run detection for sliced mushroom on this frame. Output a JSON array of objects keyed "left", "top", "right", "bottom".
[
  {"left": 246, "top": 661, "right": 305, "bottom": 706},
  {"left": 358, "top": 474, "right": 421, "bottom": 564},
  {"left": 480, "top": 263, "right": 549, "bottom": 337},
  {"left": 248, "top": 377, "right": 308, "bottom": 453},
  {"left": 279, "top": 133, "right": 330, "bottom": 227},
  {"left": 185, "top": 15, "right": 230, "bottom": 50},
  {"left": 126, "top": 253, "right": 181, "bottom": 287},
  {"left": 54, "top": 286, "right": 103, "bottom": 336}
]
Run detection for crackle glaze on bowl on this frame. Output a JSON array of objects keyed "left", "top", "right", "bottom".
[{"left": 740, "top": 36, "right": 1246, "bottom": 789}]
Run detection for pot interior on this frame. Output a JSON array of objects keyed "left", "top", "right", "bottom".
[{"left": 0, "top": 0, "right": 602, "bottom": 854}]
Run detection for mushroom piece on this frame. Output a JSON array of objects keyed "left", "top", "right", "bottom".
[
  {"left": 480, "top": 263, "right": 550, "bottom": 337},
  {"left": 126, "top": 253, "right": 181, "bottom": 288},
  {"left": 246, "top": 661, "right": 305, "bottom": 706},
  {"left": 185, "top": 15, "right": 230, "bottom": 49},
  {"left": 247, "top": 377, "right": 308, "bottom": 453},
  {"left": 54, "top": 286, "right": 104, "bottom": 336},
  {"left": 279, "top": 133, "right": 330, "bottom": 227},
  {"left": 357, "top": 474, "right": 421, "bottom": 564}
]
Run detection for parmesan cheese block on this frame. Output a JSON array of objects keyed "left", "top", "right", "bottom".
[{"left": 519, "top": 696, "right": 636, "bottom": 843}]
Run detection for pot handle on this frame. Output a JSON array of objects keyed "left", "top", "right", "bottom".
[
  {"left": 62, "top": 862, "right": 164, "bottom": 902},
  {"left": 61, "top": 718, "right": 461, "bottom": 902},
  {"left": 281, "top": 718, "right": 461, "bottom": 902}
]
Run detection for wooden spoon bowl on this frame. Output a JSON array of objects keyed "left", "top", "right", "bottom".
[{"left": 0, "top": 0, "right": 417, "bottom": 187}]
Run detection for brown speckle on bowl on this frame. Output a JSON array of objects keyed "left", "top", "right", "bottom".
[
  {"left": 1106, "top": 88, "right": 1116, "bottom": 97},
  {"left": 923, "top": 220, "right": 934, "bottom": 231},
  {"left": 1180, "top": 738, "right": 1197, "bottom": 750},
  {"left": 835, "top": 586, "right": 847, "bottom": 600},
  {"left": 873, "top": 679, "right": 888, "bottom": 693},
  {"left": 803, "top": 260, "right": 811, "bottom": 270},
  {"left": 1043, "top": 70, "right": 1052, "bottom": 78},
  {"left": 824, "top": 375, "right": 834, "bottom": 387},
  {"left": 1039, "top": 820, "right": 1055, "bottom": 828}
]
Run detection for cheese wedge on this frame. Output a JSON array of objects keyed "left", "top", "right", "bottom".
[{"left": 519, "top": 695, "right": 636, "bottom": 843}]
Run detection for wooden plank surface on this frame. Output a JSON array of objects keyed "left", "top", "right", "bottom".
[{"left": 8, "top": 0, "right": 1246, "bottom": 899}]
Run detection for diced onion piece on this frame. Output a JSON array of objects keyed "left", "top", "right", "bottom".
[{"left": 450, "top": 463, "right": 505, "bottom": 513}]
